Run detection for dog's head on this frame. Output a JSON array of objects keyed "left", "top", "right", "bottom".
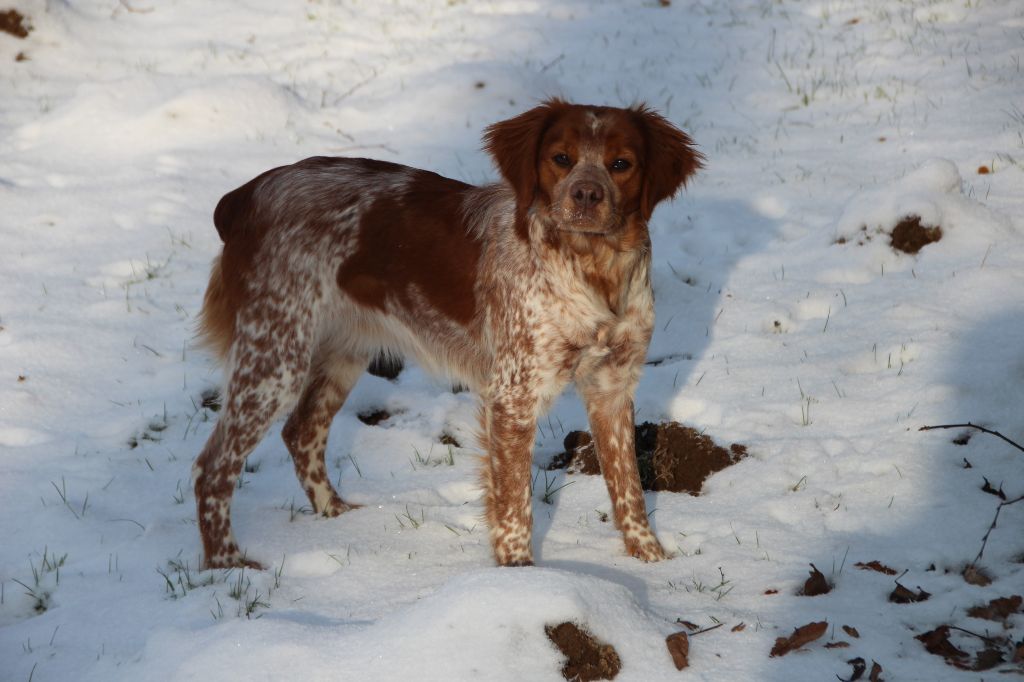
[{"left": 484, "top": 99, "right": 703, "bottom": 234}]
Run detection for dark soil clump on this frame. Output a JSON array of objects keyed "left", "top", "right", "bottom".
[
  {"left": 890, "top": 214, "right": 942, "bottom": 254},
  {"left": 357, "top": 409, "right": 391, "bottom": 425},
  {"left": 549, "top": 421, "right": 746, "bottom": 494},
  {"left": 0, "top": 9, "right": 30, "bottom": 38},
  {"left": 546, "top": 622, "right": 621, "bottom": 681},
  {"left": 550, "top": 431, "right": 602, "bottom": 476}
]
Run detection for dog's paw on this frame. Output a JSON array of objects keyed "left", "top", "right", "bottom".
[
  {"left": 203, "top": 548, "right": 265, "bottom": 571},
  {"left": 499, "top": 558, "right": 535, "bottom": 568},
  {"left": 626, "top": 536, "right": 668, "bottom": 563},
  {"left": 320, "top": 496, "right": 359, "bottom": 518}
]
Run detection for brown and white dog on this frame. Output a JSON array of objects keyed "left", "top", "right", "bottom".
[{"left": 192, "top": 99, "right": 703, "bottom": 569}]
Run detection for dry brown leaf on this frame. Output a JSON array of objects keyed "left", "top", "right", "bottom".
[
  {"left": 854, "top": 560, "right": 897, "bottom": 575},
  {"left": 889, "top": 582, "right": 930, "bottom": 604},
  {"left": 764, "top": 588, "right": 778, "bottom": 595},
  {"left": 962, "top": 566, "right": 992, "bottom": 586},
  {"left": 731, "top": 622, "right": 746, "bottom": 633},
  {"left": 800, "top": 564, "right": 831, "bottom": 596},
  {"left": 675, "top": 619, "right": 699, "bottom": 631},
  {"left": 842, "top": 657, "right": 866, "bottom": 681},
  {"left": 868, "top": 660, "right": 884, "bottom": 681},
  {"left": 915, "top": 625, "right": 968, "bottom": 661},
  {"left": 966, "top": 595, "right": 1022, "bottom": 622},
  {"left": 981, "top": 477, "right": 1007, "bottom": 500},
  {"left": 770, "top": 621, "right": 828, "bottom": 657},
  {"left": 825, "top": 641, "right": 850, "bottom": 649},
  {"left": 842, "top": 625, "right": 860, "bottom": 639},
  {"left": 666, "top": 632, "right": 689, "bottom": 670},
  {"left": 973, "top": 647, "right": 1004, "bottom": 671}
]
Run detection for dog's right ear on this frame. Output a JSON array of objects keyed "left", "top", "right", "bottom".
[{"left": 483, "top": 100, "right": 565, "bottom": 207}]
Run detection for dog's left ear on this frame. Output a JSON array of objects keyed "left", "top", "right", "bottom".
[
  {"left": 633, "top": 105, "right": 705, "bottom": 220},
  {"left": 484, "top": 100, "right": 566, "bottom": 208}
]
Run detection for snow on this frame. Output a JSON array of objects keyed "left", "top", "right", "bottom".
[{"left": 2, "top": 0, "right": 1023, "bottom": 680}]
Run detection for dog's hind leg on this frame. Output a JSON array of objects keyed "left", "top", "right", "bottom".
[
  {"left": 282, "top": 352, "right": 367, "bottom": 516},
  {"left": 193, "top": 306, "right": 317, "bottom": 570}
]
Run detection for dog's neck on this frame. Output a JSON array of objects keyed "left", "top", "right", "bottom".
[{"left": 524, "top": 211, "right": 651, "bottom": 316}]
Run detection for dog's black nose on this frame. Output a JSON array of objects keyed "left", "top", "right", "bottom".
[{"left": 571, "top": 181, "right": 604, "bottom": 209}]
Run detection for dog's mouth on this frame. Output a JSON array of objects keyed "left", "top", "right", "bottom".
[{"left": 549, "top": 206, "right": 622, "bottom": 235}]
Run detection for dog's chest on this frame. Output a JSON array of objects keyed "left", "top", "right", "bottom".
[{"left": 526, "top": 270, "right": 651, "bottom": 387}]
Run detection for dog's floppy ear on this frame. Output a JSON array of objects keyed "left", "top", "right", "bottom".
[
  {"left": 483, "top": 100, "right": 565, "bottom": 207},
  {"left": 633, "top": 105, "right": 705, "bottom": 220}
]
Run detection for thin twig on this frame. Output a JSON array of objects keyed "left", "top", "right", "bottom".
[
  {"left": 971, "top": 493, "right": 1024, "bottom": 566},
  {"left": 690, "top": 623, "right": 725, "bottom": 636},
  {"left": 918, "top": 422, "right": 1024, "bottom": 454},
  {"left": 947, "top": 624, "right": 1000, "bottom": 645},
  {"left": 920, "top": 422, "right": 1024, "bottom": 567}
]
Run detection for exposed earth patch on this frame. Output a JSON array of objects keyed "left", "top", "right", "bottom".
[
  {"left": 549, "top": 421, "right": 747, "bottom": 494},
  {"left": 545, "top": 621, "right": 621, "bottom": 681},
  {"left": 0, "top": 9, "right": 29, "bottom": 38}
]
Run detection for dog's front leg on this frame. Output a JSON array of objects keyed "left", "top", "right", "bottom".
[
  {"left": 577, "top": 332, "right": 667, "bottom": 562},
  {"left": 482, "top": 372, "right": 539, "bottom": 567},
  {"left": 583, "top": 389, "right": 666, "bottom": 561}
]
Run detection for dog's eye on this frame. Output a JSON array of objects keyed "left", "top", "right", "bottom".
[
  {"left": 610, "top": 158, "right": 632, "bottom": 172},
  {"left": 553, "top": 153, "right": 571, "bottom": 167}
]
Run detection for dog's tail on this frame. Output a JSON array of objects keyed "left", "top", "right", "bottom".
[
  {"left": 199, "top": 177, "right": 262, "bottom": 360},
  {"left": 212, "top": 179, "right": 256, "bottom": 242},
  {"left": 196, "top": 254, "right": 236, "bottom": 362}
]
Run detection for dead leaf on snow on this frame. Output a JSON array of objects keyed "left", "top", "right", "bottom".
[
  {"left": 666, "top": 631, "right": 689, "bottom": 670},
  {"left": 770, "top": 621, "right": 828, "bottom": 657},
  {"left": 915, "top": 625, "right": 969, "bottom": 661},
  {"left": 854, "top": 560, "right": 897, "bottom": 575},
  {"left": 962, "top": 565, "right": 993, "bottom": 586},
  {"left": 731, "top": 622, "right": 746, "bottom": 632},
  {"left": 981, "top": 476, "right": 1007, "bottom": 500},
  {"left": 825, "top": 641, "right": 850, "bottom": 649},
  {"left": 972, "top": 646, "right": 1004, "bottom": 671},
  {"left": 800, "top": 563, "right": 831, "bottom": 596},
  {"left": 842, "top": 625, "right": 860, "bottom": 638},
  {"left": 889, "top": 581, "right": 930, "bottom": 604},
  {"left": 840, "top": 657, "right": 866, "bottom": 681},
  {"left": 966, "top": 595, "right": 1022, "bottom": 622},
  {"left": 868, "top": 660, "right": 884, "bottom": 681}
]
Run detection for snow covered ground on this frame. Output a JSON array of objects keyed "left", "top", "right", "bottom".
[{"left": 2, "top": 0, "right": 1023, "bottom": 679}]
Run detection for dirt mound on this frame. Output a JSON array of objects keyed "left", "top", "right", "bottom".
[
  {"left": 836, "top": 213, "right": 943, "bottom": 255},
  {"left": 545, "top": 621, "right": 621, "bottom": 681},
  {"left": 0, "top": 9, "right": 29, "bottom": 38},
  {"left": 549, "top": 421, "right": 747, "bottom": 494},
  {"left": 550, "top": 431, "right": 602, "bottom": 476},
  {"left": 890, "top": 214, "right": 942, "bottom": 254}
]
